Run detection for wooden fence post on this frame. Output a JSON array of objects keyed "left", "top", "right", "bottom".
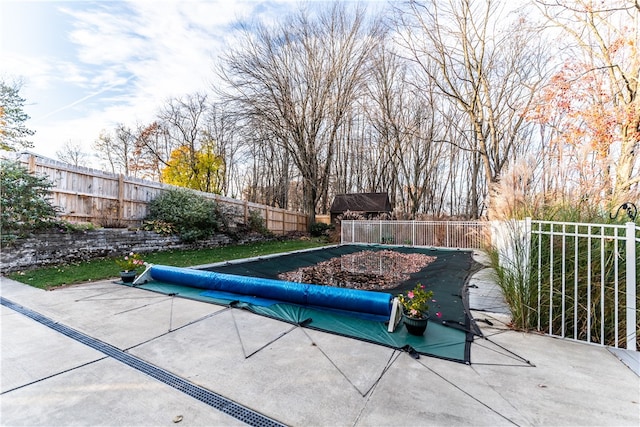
[
  {"left": 265, "top": 206, "right": 270, "bottom": 231},
  {"left": 118, "top": 174, "right": 124, "bottom": 222},
  {"left": 280, "top": 209, "right": 284, "bottom": 234},
  {"left": 28, "top": 154, "right": 36, "bottom": 173}
]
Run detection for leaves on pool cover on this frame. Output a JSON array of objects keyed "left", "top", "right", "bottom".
[{"left": 277, "top": 250, "right": 436, "bottom": 290}]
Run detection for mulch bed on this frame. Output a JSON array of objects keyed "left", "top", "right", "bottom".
[{"left": 277, "top": 250, "right": 436, "bottom": 291}]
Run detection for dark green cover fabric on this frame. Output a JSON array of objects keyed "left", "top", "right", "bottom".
[
  {"left": 205, "top": 245, "right": 477, "bottom": 328},
  {"left": 135, "top": 245, "right": 478, "bottom": 363}
]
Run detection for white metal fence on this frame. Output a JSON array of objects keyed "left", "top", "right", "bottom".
[
  {"left": 343, "top": 218, "right": 639, "bottom": 351},
  {"left": 340, "top": 220, "right": 491, "bottom": 249},
  {"left": 527, "top": 219, "right": 638, "bottom": 351}
]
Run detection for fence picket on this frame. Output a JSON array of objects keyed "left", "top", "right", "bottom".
[{"left": 625, "top": 222, "right": 638, "bottom": 350}]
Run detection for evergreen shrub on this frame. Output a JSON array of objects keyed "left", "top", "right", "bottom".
[
  {"left": 146, "top": 188, "right": 224, "bottom": 242},
  {"left": 0, "top": 160, "right": 61, "bottom": 242}
]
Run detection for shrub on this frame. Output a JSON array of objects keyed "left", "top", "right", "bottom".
[
  {"left": 146, "top": 188, "right": 221, "bottom": 242},
  {"left": 310, "top": 221, "right": 333, "bottom": 237},
  {"left": 142, "top": 219, "right": 176, "bottom": 235},
  {"left": 247, "top": 209, "right": 271, "bottom": 235},
  {"left": 215, "top": 203, "right": 236, "bottom": 233},
  {"left": 0, "top": 160, "right": 61, "bottom": 241}
]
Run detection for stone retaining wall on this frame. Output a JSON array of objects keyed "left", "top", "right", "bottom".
[{"left": 0, "top": 229, "right": 265, "bottom": 273}]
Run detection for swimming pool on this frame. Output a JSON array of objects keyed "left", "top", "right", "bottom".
[{"left": 132, "top": 244, "right": 480, "bottom": 363}]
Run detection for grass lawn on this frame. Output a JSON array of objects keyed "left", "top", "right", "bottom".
[{"left": 6, "top": 238, "right": 330, "bottom": 290}]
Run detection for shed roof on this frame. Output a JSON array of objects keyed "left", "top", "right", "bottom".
[{"left": 330, "top": 192, "right": 392, "bottom": 213}]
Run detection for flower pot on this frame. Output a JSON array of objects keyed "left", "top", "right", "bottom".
[
  {"left": 119, "top": 270, "right": 137, "bottom": 284},
  {"left": 402, "top": 313, "right": 429, "bottom": 336}
]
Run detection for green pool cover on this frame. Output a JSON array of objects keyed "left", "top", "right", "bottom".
[{"left": 134, "top": 245, "right": 480, "bottom": 364}]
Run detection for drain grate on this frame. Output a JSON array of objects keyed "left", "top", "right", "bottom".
[{"left": 1, "top": 297, "right": 285, "bottom": 427}]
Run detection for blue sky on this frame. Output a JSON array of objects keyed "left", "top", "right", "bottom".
[{"left": 1, "top": 0, "right": 311, "bottom": 162}]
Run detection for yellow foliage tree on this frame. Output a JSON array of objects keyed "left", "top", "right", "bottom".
[{"left": 161, "top": 143, "right": 224, "bottom": 193}]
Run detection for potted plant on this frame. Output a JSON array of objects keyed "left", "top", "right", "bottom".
[
  {"left": 115, "top": 252, "right": 145, "bottom": 283},
  {"left": 397, "top": 283, "right": 433, "bottom": 336}
]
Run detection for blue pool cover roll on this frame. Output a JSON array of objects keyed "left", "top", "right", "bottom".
[{"left": 149, "top": 265, "right": 392, "bottom": 317}]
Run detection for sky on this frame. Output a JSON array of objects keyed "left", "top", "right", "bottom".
[{"left": 0, "top": 0, "right": 325, "bottom": 164}]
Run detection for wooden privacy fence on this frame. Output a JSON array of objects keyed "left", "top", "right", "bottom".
[{"left": 17, "top": 153, "right": 308, "bottom": 235}]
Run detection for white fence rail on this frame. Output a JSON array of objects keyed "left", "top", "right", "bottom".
[
  {"left": 340, "top": 220, "right": 491, "bottom": 249},
  {"left": 527, "top": 219, "right": 638, "bottom": 351}
]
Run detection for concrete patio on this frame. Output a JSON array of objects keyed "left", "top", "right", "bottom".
[{"left": 1, "top": 254, "right": 638, "bottom": 426}]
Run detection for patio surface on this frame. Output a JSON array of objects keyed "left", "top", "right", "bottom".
[{"left": 1, "top": 251, "right": 638, "bottom": 426}]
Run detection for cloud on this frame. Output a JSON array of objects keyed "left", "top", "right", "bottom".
[
  {"left": 1, "top": 55, "right": 55, "bottom": 90},
  {"left": 3, "top": 0, "right": 318, "bottom": 165},
  {"left": 50, "top": 1, "right": 256, "bottom": 117}
]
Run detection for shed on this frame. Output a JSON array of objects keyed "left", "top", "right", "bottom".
[{"left": 329, "top": 192, "right": 392, "bottom": 223}]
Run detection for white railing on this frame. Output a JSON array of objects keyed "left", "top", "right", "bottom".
[
  {"left": 340, "top": 220, "right": 491, "bottom": 249},
  {"left": 527, "top": 220, "right": 638, "bottom": 351},
  {"left": 343, "top": 218, "right": 638, "bottom": 350}
]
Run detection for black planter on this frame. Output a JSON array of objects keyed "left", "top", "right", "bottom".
[
  {"left": 119, "top": 270, "right": 137, "bottom": 284},
  {"left": 402, "top": 313, "right": 429, "bottom": 336}
]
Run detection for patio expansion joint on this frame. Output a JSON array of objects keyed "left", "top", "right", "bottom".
[
  {"left": 300, "top": 328, "right": 402, "bottom": 399},
  {"left": 123, "top": 305, "right": 233, "bottom": 352},
  {"left": 1, "top": 356, "right": 108, "bottom": 395},
  {"left": 417, "top": 357, "right": 523, "bottom": 426},
  {"left": 0, "top": 296, "right": 286, "bottom": 427}
]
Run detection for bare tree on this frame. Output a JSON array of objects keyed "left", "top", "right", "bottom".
[
  {"left": 219, "top": 3, "right": 382, "bottom": 223},
  {"left": 56, "top": 140, "right": 89, "bottom": 167},
  {"left": 157, "top": 92, "right": 208, "bottom": 162},
  {"left": 239, "top": 119, "right": 295, "bottom": 208},
  {"left": 93, "top": 124, "right": 139, "bottom": 176},
  {"left": 130, "top": 122, "right": 170, "bottom": 181},
  {"left": 393, "top": 0, "right": 548, "bottom": 218},
  {"left": 201, "top": 103, "right": 243, "bottom": 197},
  {"left": 366, "top": 43, "right": 449, "bottom": 217}
]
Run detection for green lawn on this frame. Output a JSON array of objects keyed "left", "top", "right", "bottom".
[{"left": 6, "top": 239, "right": 330, "bottom": 290}]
